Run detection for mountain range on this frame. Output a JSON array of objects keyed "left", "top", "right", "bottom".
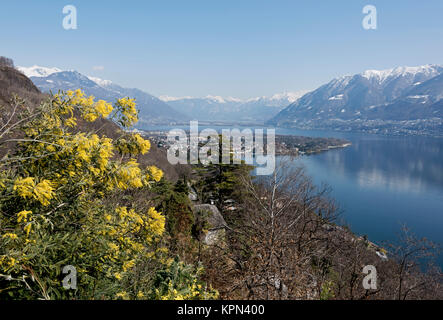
[
  {"left": 18, "top": 66, "right": 304, "bottom": 125},
  {"left": 268, "top": 65, "right": 443, "bottom": 134},
  {"left": 18, "top": 66, "right": 188, "bottom": 126},
  {"left": 160, "top": 92, "right": 306, "bottom": 122},
  {"left": 18, "top": 64, "right": 443, "bottom": 135}
]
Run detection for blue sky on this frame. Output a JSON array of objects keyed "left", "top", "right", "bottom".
[{"left": 1, "top": 0, "right": 443, "bottom": 99}]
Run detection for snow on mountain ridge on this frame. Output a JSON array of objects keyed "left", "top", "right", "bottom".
[
  {"left": 26, "top": 67, "right": 188, "bottom": 123},
  {"left": 160, "top": 91, "right": 307, "bottom": 105},
  {"left": 269, "top": 91, "right": 308, "bottom": 103},
  {"left": 17, "top": 65, "right": 62, "bottom": 78},
  {"left": 268, "top": 64, "right": 443, "bottom": 129},
  {"left": 16, "top": 66, "right": 305, "bottom": 108},
  {"left": 87, "top": 76, "right": 113, "bottom": 87},
  {"left": 159, "top": 95, "right": 194, "bottom": 102},
  {"left": 205, "top": 95, "right": 236, "bottom": 103},
  {"left": 361, "top": 64, "right": 442, "bottom": 83},
  {"left": 18, "top": 65, "right": 116, "bottom": 89}
]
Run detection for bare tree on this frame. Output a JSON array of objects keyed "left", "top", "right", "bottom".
[
  {"left": 204, "top": 159, "right": 339, "bottom": 299},
  {"left": 384, "top": 226, "right": 443, "bottom": 300},
  {"left": 0, "top": 56, "right": 14, "bottom": 68},
  {"left": 330, "top": 225, "right": 443, "bottom": 300},
  {"left": 202, "top": 159, "right": 443, "bottom": 300}
]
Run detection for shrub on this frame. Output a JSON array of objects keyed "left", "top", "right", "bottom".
[{"left": 0, "top": 90, "right": 211, "bottom": 299}]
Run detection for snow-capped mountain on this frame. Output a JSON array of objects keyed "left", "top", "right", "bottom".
[
  {"left": 18, "top": 66, "right": 188, "bottom": 125},
  {"left": 360, "top": 65, "right": 440, "bottom": 84},
  {"left": 269, "top": 64, "right": 443, "bottom": 129},
  {"left": 18, "top": 65, "right": 62, "bottom": 78},
  {"left": 19, "top": 65, "right": 304, "bottom": 123},
  {"left": 87, "top": 76, "right": 113, "bottom": 87},
  {"left": 161, "top": 91, "right": 307, "bottom": 122},
  {"left": 364, "top": 72, "right": 443, "bottom": 120},
  {"left": 242, "top": 91, "right": 308, "bottom": 107}
]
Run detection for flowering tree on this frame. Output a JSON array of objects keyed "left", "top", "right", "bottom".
[{"left": 0, "top": 90, "right": 217, "bottom": 300}]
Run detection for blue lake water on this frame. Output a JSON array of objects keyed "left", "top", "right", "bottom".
[
  {"left": 142, "top": 125, "right": 443, "bottom": 266},
  {"left": 277, "top": 129, "right": 443, "bottom": 265}
]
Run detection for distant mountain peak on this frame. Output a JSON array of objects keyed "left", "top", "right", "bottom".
[
  {"left": 22, "top": 66, "right": 188, "bottom": 124},
  {"left": 204, "top": 95, "right": 243, "bottom": 103},
  {"left": 87, "top": 76, "right": 113, "bottom": 87},
  {"left": 268, "top": 64, "right": 443, "bottom": 133},
  {"left": 159, "top": 95, "right": 194, "bottom": 102},
  {"left": 269, "top": 91, "right": 309, "bottom": 103},
  {"left": 161, "top": 91, "right": 308, "bottom": 105},
  {"left": 360, "top": 64, "right": 442, "bottom": 83},
  {"left": 18, "top": 65, "right": 62, "bottom": 78},
  {"left": 18, "top": 65, "right": 115, "bottom": 88}
]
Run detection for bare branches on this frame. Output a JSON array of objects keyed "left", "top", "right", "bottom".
[
  {"left": 0, "top": 95, "right": 41, "bottom": 142},
  {"left": 203, "top": 158, "right": 443, "bottom": 300},
  {"left": 209, "top": 159, "right": 339, "bottom": 299},
  {"left": 386, "top": 225, "right": 442, "bottom": 300}
]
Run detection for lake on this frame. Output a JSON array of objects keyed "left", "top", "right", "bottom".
[{"left": 142, "top": 124, "right": 443, "bottom": 266}]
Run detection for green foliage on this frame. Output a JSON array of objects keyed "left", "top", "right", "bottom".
[
  {"left": 0, "top": 90, "right": 211, "bottom": 300},
  {"left": 155, "top": 179, "right": 195, "bottom": 239},
  {"left": 320, "top": 281, "right": 335, "bottom": 300},
  {"left": 194, "top": 135, "right": 254, "bottom": 208},
  {"left": 151, "top": 258, "right": 218, "bottom": 300}
]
